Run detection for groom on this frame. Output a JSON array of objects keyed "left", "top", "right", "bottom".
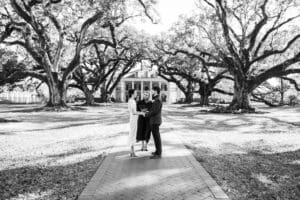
[{"left": 146, "top": 86, "right": 163, "bottom": 159}]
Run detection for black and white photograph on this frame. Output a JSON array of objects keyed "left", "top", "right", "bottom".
[{"left": 0, "top": 0, "right": 300, "bottom": 199}]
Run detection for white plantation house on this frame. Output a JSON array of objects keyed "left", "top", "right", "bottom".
[{"left": 110, "top": 68, "right": 185, "bottom": 104}]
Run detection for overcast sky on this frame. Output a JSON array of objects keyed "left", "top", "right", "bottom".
[
  {"left": 133, "top": 0, "right": 197, "bottom": 35},
  {"left": 131, "top": 0, "right": 299, "bottom": 35}
]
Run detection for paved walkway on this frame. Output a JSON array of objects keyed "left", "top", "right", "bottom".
[{"left": 78, "top": 133, "right": 230, "bottom": 200}]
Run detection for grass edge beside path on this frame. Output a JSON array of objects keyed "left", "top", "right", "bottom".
[
  {"left": 185, "top": 144, "right": 300, "bottom": 200},
  {"left": 0, "top": 154, "right": 106, "bottom": 200}
]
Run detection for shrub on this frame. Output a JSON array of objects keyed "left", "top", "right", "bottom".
[{"left": 288, "top": 95, "right": 298, "bottom": 106}]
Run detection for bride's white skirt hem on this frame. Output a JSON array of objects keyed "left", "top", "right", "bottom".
[{"left": 128, "top": 115, "right": 138, "bottom": 146}]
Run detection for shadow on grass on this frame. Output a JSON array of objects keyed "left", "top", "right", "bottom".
[
  {"left": 0, "top": 132, "right": 16, "bottom": 136},
  {"left": 75, "top": 103, "right": 116, "bottom": 107},
  {"left": 178, "top": 104, "right": 270, "bottom": 114},
  {"left": 0, "top": 103, "right": 128, "bottom": 114},
  {"left": 263, "top": 105, "right": 300, "bottom": 112},
  {"left": 0, "top": 105, "right": 87, "bottom": 113},
  {"left": 259, "top": 116, "right": 300, "bottom": 127},
  {"left": 3, "top": 115, "right": 130, "bottom": 134},
  {"left": 0, "top": 155, "right": 104, "bottom": 200},
  {"left": 0, "top": 118, "right": 20, "bottom": 123},
  {"left": 163, "top": 110, "right": 201, "bottom": 118},
  {"left": 163, "top": 111, "right": 300, "bottom": 133},
  {"left": 164, "top": 114, "right": 255, "bottom": 132},
  {"left": 47, "top": 147, "right": 92, "bottom": 159},
  {"left": 180, "top": 103, "right": 210, "bottom": 108},
  {"left": 188, "top": 144, "right": 300, "bottom": 200}
]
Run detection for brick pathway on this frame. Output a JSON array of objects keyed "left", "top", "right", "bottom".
[{"left": 78, "top": 132, "right": 230, "bottom": 200}]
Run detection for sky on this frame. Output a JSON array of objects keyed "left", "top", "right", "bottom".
[
  {"left": 132, "top": 0, "right": 197, "bottom": 35},
  {"left": 131, "top": 0, "right": 300, "bottom": 35}
]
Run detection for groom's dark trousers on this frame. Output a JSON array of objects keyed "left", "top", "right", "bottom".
[
  {"left": 151, "top": 124, "right": 162, "bottom": 155},
  {"left": 146, "top": 95, "right": 162, "bottom": 155}
]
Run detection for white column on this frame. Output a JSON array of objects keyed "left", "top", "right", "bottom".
[
  {"left": 120, "top": 81, "right": 125, "bottom": 102},
  {"left": 159, "top": 81, "right": 162, "bottom": 100},
  {"left": 112, "top": 87, "right": 116, "bottom": 99}
]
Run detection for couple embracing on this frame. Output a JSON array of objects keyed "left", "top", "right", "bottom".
[{"left": 127, "top": 86, "right": 162, "bottom": 159}]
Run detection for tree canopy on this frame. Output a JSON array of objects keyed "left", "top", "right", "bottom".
[
  {"left": 0, "top": 0, "right": 156, "bottom": 107},
  {"left": 1, "top": 0, "right": 300, "bottom": 110}
]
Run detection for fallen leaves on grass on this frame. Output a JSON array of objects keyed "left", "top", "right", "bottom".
[
  {"left": 0, "top": 155, "right": 103, "bottom": 200},
  {"left": 191, "top": 146, "right": 300, "bottom": 200}
]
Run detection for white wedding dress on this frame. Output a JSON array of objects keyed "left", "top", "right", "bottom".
[{"left": 128, "top": 98, "right": 138, "bottom": 146}]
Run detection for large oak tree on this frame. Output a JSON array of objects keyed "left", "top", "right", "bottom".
[
  {"left": 0, "top": 0, "right": 155, "bottom": 108},
  {"left": 192, "top": 0, "right": 300, "bottom": 111},
  {"left": 69, "top": 27, "right": 149, "bottom": 105},
  {"left": 153, "top": 21, "right": 233, "bottom": 105}
]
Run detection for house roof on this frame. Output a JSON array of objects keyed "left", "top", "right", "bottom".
[{"left": 123, "top": 68, "right": 159, "bottom": 79}]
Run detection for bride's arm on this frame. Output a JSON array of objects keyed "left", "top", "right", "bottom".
[{"left": 130, "top": 101, "right": 144, "bottom": 116}]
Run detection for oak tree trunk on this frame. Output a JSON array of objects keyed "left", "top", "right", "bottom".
[
  {"left": 279, "top": 78, "right": 284, "bottom": 106},
  {"left": 199, "top": 84, "right": 211, "bottom": 106},
  {"left": 85, "top": 92, "right": 95, "bottom": 106},
  {"left": 184, "top": 81, "right": 194, "bottom": 103},
  {"left": 82, "top": 84, "right": 95, "bottom": 106},
  {"left": 184, "top": 92, "right": 193, "bottom": 103},
  {"left": 229, "top": 79, "right": 254, "bottom": 112},
  {"left": 100, "top": 87, "right": 107, "bottom": 103},
  {"left": 200, "top": 93, "right": 209, "bottom": 106},
  {"left": 47, "top": 82, "right": 67, "bottom": 107},
  {"left": 46, "top": 73, "right": 67, "bottom": 108}
]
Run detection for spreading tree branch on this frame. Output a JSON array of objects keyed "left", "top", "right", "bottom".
[{"left": 281, "top": 77, "right": 300, "bottom": 91}]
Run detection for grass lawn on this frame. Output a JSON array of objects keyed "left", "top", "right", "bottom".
[
  {"left": 0, "top": 104, "right": 128, "bottom": 200},
  {"left": 165, "top": 104, "right": 300, "bottom": 200},
  {"left": 0, "top": 103, "right": 300, "bottom": 200}
]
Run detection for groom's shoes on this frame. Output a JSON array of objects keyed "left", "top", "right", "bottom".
[
  {"left": 151, "top": 152, "right": 156, "bottom": 155},
  {"left": 150, "top": 154, "right": 161, "bottom": 159}
]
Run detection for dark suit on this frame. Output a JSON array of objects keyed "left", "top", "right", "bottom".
[{"left": 146, "top": 95, "right": 162, "bottom": 155}]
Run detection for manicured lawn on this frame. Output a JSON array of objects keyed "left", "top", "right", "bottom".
[
  {"left": 166, "top": 104, "right": 300, "bottom": 200},
  {"left": 0, "top": 103, "right": 299, "bottom": 199},
  {"left": 0, "top": 104, "right": 128, "bottom": 200}
]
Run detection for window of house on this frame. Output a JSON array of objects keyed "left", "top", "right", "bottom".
[
  {"left": 134, "top": 82, "right": 141, "bottom": 90},
  {"left": 152, "top": 82, "right": 159, "bottom": 88},
  {"left": 160, "top": 83, "right": 168, "bottom": 91},
  {"left": 126, "top": 82, "right": 132, "bottom": 90},
  {"left": 164, "top": 84, "right": 168, "bottom": 91}
]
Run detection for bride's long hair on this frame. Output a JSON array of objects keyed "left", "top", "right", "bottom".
[{"left": 128, "top": 89, "right": 135, "bottom": 99}]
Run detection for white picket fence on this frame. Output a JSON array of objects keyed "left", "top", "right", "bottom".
[{"left": 0, "top": 91, "right": 43, "bottom": 104}]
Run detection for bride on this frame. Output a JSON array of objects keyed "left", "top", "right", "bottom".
[{"left": 128, "top": 89, "right": 145, "bottom": 157}]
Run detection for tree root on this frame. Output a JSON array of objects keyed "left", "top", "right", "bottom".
[{"left": 208, "top": 105, "right": 257, "bottom": 114}]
